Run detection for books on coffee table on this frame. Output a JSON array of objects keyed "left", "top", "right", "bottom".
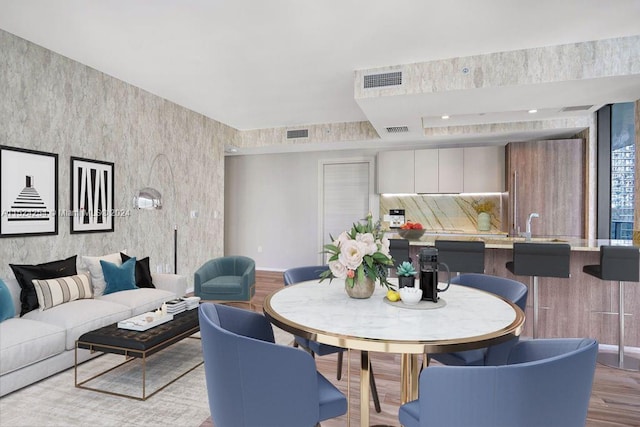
[
  {"left": 183, "top": 296, "right": 200, "bottom": 310},
  {"left": 165, "top": 299, "right": 186, "bottom": 314},
  {"left": 165, "top": 297, "right": 201, "bottom": 314}
]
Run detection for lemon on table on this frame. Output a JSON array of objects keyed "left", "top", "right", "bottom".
[{"left": 386, "top": 289, "right": 400, "bottom": 302}]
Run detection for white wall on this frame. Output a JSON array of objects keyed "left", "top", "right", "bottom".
[{"left": 225, "top": 149, "right": 379, "bottom": 271}]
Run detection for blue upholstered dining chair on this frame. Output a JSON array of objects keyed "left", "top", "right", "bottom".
[
  {"left": 400, "top": 338, "right": 598, "bottom": 427},
  {"left": 198, "top": 303, "right": 347, "bottom": 427},
  {"left": 194, "top": 256, "right": 255, "bottom": 308},
  {"left": 283, "top": 266, "right": 381, "bottom": 413},
  {"left": 429, "top": 273, "right": 528, "bottom": 366}
]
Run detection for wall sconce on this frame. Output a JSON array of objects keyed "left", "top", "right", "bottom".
[{"left": 134, "top": 154, "right": 178, "bottom": 274}]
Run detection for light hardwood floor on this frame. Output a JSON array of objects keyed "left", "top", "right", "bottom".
[{"left": 202, "top": 270, "right": 640, "bottom": 427}]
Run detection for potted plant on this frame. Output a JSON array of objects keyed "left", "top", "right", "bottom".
[
  {"left": 320, "top": 213, "right": 394, "bottom": 298},
  {"left": 396, "top": 261, "right": 417, "bottom": 288}
]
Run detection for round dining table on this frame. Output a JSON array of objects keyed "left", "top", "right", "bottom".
[{"left": 263, "top": 278, "right": 525, "bottom": 426}]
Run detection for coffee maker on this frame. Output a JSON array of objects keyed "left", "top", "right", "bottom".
[{"left": 418, "top": 247, "right": 451, "bottom": 302}]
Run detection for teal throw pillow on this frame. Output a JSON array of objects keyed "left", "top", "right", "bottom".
[
  {"left": 0, "top": 279, "right": 16, "bottom": 322},
  {"left": 101, "top": 257, "right": 138, "bottom": 295}
]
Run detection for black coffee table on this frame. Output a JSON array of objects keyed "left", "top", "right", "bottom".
[{"left": 75, "top": 308, "right": 201, "bottom": 400}]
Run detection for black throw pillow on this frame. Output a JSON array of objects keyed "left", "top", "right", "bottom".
[
  {"left": 10, "top": 255, "right": 78, "bottom": 316},
  {"left": 120, "top": 253, "right": 155, "bottom": 289}
]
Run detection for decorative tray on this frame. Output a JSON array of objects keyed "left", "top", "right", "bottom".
[
  {"left": 383, "top": 297, "right": 447, "bottom": 310},
  {"left": 117, "top": 312, "right": 174, "bottom": 331}
]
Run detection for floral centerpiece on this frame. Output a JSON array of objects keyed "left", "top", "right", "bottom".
[{"left": 320, "top": 213, "right": 394, "bottom": 298}]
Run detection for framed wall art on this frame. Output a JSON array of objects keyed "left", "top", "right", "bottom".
[
  {"left": 70, "top": 156, "right": 114, "bottom": 233},
  {"left": 0, "top": 145, "right": 59, "bottom": 237}
]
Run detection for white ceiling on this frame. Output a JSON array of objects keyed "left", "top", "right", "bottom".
[{"left": 1, "top": 0, "right": 640, "bottom": 153}]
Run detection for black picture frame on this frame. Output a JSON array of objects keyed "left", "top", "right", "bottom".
[
  {"left": 0, "top": 145, "right": 59, "bottom": 237},
  {"left": 70, "top": 156, "right": 115, "bottom": 234}
]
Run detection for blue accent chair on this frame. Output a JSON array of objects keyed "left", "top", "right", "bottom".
[
  {"left": 283, "top": 265, "right": 381, "bottom": 413},
  {"left": 400, "top": 338, "right": 598, "bottom": 427},
  {"left": 194, "top": 256, "right": 255, "bottom": 306},
  {"left": 199, "top": 303, "right": 347, "bottom": 427},
  {"left": 430, "top": 273, "right": 528, "bottom": 366}
]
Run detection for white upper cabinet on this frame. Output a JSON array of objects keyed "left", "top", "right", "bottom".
[
  {"left": 377, "top": 146, "right": 505, "bottom": 194},
  {"left": 414, "top": 149, "right": 439, "bottom": 193},
  {"left": 463, "top": 146, "right": 505, "bottom": 192},
  {"left": 376, "top": 150, "right": 415, "bottom": 194},
  {"left": 437, "top": 148, "right": 464, "bottom": 193}
]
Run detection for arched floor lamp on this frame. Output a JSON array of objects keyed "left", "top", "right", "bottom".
[{"left": 133, "top": 154, "right": 178, "bottom": 274}]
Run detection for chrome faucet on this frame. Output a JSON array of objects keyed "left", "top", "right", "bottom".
[{"left": 522, "top": 212, "right": 539, "bottom": 240}]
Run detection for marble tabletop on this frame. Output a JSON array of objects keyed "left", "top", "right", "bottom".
[{"left": 264, "top": 279, "right": 525, "bottom": 354}]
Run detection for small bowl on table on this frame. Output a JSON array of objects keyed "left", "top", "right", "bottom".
[
  {"left": 397, "top": 229, "right": 426, "bottom": 240},
  {"left": 399, "top": 287, "right": 423, "bottom": 305}
]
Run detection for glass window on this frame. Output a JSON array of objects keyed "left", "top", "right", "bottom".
[{"left": 610, "top": 102, "right": 635, "bottom": 239}]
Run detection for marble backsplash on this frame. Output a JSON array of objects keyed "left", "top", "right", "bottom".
[{"left": 380, "top": 193, "right": 507, "bottom": 234}]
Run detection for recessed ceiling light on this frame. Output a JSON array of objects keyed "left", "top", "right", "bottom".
[
  {"left": 441, "top": 115, "right": 450, "bottom": 120},
  {"left": 528, "top": 109, "right": 538, "bottom": 114}
]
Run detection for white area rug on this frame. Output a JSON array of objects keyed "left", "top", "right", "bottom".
[{"left": 0, "top": 328, "right": 293, "bottom": 427}]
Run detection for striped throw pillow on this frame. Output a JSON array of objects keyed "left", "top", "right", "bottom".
[{"left": 32, "top": 273, "right": 93, "bottom": 311}]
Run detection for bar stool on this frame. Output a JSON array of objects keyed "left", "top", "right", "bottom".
[
  {"left": 583, "top": 245, "right": 640, "bottom": 371},
  {"left": 506, "top": 242, "right": 571, "bottom": 338},
  {"left": 390, "top": 238, "right": 411, "bottom": 269},
  {"left": 435, "top": 240, "right": 485, "bottom": 274}
]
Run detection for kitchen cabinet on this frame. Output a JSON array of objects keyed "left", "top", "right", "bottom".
[
  {"left": 507, "top": 139, "right": 585, "bottom": 237},
  {"left": 414, "top": 148, "right": 463, "bottom": 193},
  {"left": 463, "top": 146, "right": 505, "bottom": 192},
  {"left": 376, "top": 150, "right": 414, "bottom": 193},
  {"left": 413, "top": 149, "right": 439, "bottom": 193},
  {"left": 378, "top": 146, "right": 504, "bottom": 194}
]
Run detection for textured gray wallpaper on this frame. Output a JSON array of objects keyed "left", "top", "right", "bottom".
[{"left": 0, "top": 29, "right": 234, "bottom": 287}]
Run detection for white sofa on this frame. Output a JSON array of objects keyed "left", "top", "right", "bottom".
[{"left": 0, "top": 272, "right": 187, "bottom": 397}]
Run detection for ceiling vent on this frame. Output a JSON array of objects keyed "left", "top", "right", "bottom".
[
  {"left": 561, "top": 105, "right": 594, "bottom": 112},
  {"left": 364, "top": 71, "right": 402, "bottom": 89},
  {"left": 386, "top": 126, "right": 409, "bottom": 133},
  {"left": 286, "top": 129, "right": 309, "bottom": 139}
]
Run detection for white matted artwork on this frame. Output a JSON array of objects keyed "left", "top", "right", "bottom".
[
  {"left": 70, "top": 157, "right": 114, "bottom": 233},
  {"left": 0, "top": 145, "right": 58, "bottom": 237}
]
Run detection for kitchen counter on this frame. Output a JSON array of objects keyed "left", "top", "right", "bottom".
[
  {"left": 386, "top": 232, "right": 640, "bottom": 347},
  {"left": 386, "top": 232, "right": 639, "bottom": 252}
]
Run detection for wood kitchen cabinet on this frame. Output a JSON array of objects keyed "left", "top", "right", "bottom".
[{"left": 506, "top": 139, "right": 585, "bottom": 237}]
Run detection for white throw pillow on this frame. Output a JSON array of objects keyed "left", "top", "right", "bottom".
[
  {"left": 82, "top": 250, "right": 126, "bottom": 296},
  {"left": 32, "top": 272, "right": 92, "bottom": 310}
]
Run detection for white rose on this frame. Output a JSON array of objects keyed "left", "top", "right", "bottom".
[
  {"left": 328, "top": 260, "right": 347, "bottom": 278},
  {"left": 356, "top": 233, "right": 377, "bottom": 255},
  {"left": 338, "top": 239, "right": 365, "bottom": 270},
  {"left": 334, "top": 231, "right": 351, "bottom": 247}
]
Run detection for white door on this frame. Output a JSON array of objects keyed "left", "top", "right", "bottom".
[{"left": 319, "top": 160, "right": 374, "bottom": 263}]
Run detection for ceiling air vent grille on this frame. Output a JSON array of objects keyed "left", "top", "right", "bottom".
[
  {"left": 364, "top": 71, "right": 402, "bottom": 89},
  {"left": 286, "top": 129, "right": 309, "bottom": 139},
  {"left": 562, "top": 105, "right": 593, "bottom": 112},
  {"left": 386, "top": 126, "right": 409, "bottom": 133}
]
